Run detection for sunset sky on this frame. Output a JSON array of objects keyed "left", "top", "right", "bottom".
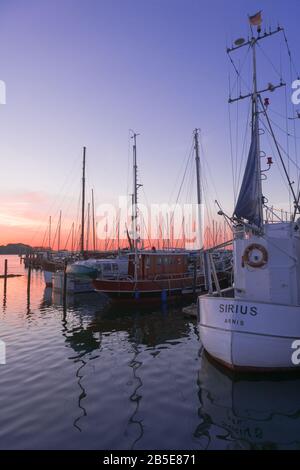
[{"left": 1, "top": 0, "right": 300, "bottom": 248}]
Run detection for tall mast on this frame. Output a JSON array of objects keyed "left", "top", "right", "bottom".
[
  {"left": 71, "top": 222, "right": 74, "bottom": 252},
  {"left": 95, "top": 222, "right": 98, "bottom": 251},
  {"left": 91, "top": 189, "right": 96, "bottom": 252},
  {"left": 81, "top": 146, "right": 86, "bottom": 255},
  {"left": 251, "top": 37, "right": 263, "bottom": 228},
  {"left": 131, "top": 131, "right": 140, "bottom": 281},
  {"left": 117, "top": 209, "right": 120, "bottom": 252},
  {"left": 194, "top": 129, "right": 203, "bottom": 249},
  {"left": 57, "top": 210, "right": 62, "bottom": 251},
  {"left": 132, "top": 132, "right": 138, "bottom": 251},
  {"left": 48, "top": 216, "right": 52, "bottom": 251},
  {"left": 228, "top": 19, "right": 285, "bottom": 229},
  {"left": 86, "top": 202, "right": 90, "bottom": 251}
]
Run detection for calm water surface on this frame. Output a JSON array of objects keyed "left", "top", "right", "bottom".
[{"left": 0, "top": 255, "right": 300, "bottom": 450}]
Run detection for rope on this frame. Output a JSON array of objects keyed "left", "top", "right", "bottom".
[
  {"left": 282, "top": 29, "right": 300, "bottom": 80},
  {"left": 228, "top": 100, "right": 236, "bottom": 205},
  {"left": 284, "top": 78, "right": 292, "bottom": 212}
]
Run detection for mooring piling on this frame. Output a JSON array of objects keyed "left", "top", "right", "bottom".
[{"left": 27, "top": 263, "right": 32, "bottom": 296}]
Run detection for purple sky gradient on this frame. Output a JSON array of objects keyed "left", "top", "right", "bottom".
[{"left": 0, "top": 0, "right": 300, "bottom": 244}]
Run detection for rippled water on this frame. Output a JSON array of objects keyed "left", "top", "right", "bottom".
[{"left": 0, "top": 255, "right": 300, "bottom": 450}]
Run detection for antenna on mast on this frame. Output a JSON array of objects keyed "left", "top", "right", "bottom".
[
  {"left": 129, "top": 130, "right": 143, "bottom": 282},
  {"left": 130, "top": 130, "right": 142, "bottom": 250},
  {"left": 193, "top": 128, "right": 203, "bottom": 249},
  {"left": 228, "top": 14, "right": 287, "bottom": 230}
]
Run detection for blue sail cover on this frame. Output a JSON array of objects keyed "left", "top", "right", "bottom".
[{"left": 234, "top": 118, "right": 262, "bottom": 227}]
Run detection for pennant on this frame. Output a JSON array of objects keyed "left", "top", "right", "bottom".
[{"left": 249, "top": 11, "right": 262, "bottom": 26}]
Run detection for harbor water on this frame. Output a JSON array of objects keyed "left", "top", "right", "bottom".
[{"left": 0, "top": 255, "right": 300, "bottom": 450}]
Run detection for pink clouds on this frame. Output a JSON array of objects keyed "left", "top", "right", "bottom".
[{"left": 0, "top": 189, "right": 75, "bottom": 246}]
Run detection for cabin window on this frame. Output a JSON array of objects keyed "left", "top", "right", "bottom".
[
  {"left": 112, "top": 264, "right": 118, "bottom": 271},
  {"left": 157, "top": 257, "right": 162, "bottom": 265},
  {"left": 145, "top": 256, "right": 150, "bottom": 268},
  {"left": 103, "top": 264, "right": 112, "bottom": 272}
]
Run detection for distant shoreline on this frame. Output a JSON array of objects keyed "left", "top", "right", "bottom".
[{"left": 0, "top": 243, "right": 33, "bottom": 255}]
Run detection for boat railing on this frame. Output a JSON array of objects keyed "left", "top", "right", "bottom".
[
  {"left": 264, "top": 205, "right": 292, "bottom": 224},
  {"left": 153, "top": 272, "right": 200, "bottom": 281}
]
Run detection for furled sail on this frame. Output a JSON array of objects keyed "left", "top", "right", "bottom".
[{"left": 234, "top": 117, "right": 262, "bottom": 227}]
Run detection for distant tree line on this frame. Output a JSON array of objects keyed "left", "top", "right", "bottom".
[{"left": 0, "top": 243, "right": 33, "bottom": 254}]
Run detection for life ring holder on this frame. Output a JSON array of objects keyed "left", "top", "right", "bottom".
[{"left": 242, "top": 243, "right": 268, "bottom": 268}]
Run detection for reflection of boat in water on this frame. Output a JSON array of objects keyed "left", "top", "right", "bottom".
[
  {"left": 197, "top": 353, "right": 300, "bottom": 449},
  {"left": 51, "top": 288, "right": 192, "bottom": 348}
]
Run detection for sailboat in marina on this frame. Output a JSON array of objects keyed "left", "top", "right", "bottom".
[
  {"left": 42, "top": 130, "right": 231, "bottom": 297},
  {"left": 93, "top": 131, "right": 231, "bottom": 300},
  {"left": 198, "top": 14, "right": 300, "bottom": 370},
  {"left": 51, "top": 146, "right": 129, "bottom": 293}
]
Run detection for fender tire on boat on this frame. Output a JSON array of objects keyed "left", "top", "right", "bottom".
[{"left": 242, "top": 243, "right": 268, "bottom": 268}]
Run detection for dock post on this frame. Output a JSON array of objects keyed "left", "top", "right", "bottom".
[
  {"left": 134, "top": 290, "right": 140, "bottom": 300},
  {"left": 161, "top": 289, "right": 167, "bottom": 303},
  {"left": 3, "top": 259, "right": 8, "bottom": 305},
  {"left": 4, "top": 258, "right": 8, "bottom": 283},
  {"left": 27, "top": 263, "right": 32, "bottom": 295},
  {"left": 4, "top": 259, "right": 8, "bottom": 278},
  {"left": 203, "top": 251, "right": 213, "bottom": 294},
  {"left": 193, "top": 258, "right": 197, "bottom": 296}
]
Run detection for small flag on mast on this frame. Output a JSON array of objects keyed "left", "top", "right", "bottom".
[{"left": 249, "top": 11, "right": 262, "bottom": 26}]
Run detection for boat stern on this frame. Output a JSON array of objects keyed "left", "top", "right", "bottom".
[{"left": 198, "top": 296, "right": 300, "bottom": 371}]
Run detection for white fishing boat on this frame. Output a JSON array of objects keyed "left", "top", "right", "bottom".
[{"left": 198, "top": 14, "right": 300, "bottom": 371}]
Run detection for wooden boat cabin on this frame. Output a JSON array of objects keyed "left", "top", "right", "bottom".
[{"left": 128, "top": 252, "right": 189, "bottom": 280}]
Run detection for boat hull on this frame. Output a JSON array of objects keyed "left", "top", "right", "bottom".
[
  {"left": 93, "top": 274, "right": 229, "bottom": 300},
  {"left": 198, "top": 296, "right": 300, "bottom": 371},
  {"left": 66, "top": 264, "right": 98, "bottom": 279},
  {"left": 43, "top": 270, "right": 53, "bottom": 287},
  {"left": 53, "top": 272, "right": 95, "bottom": 294}
]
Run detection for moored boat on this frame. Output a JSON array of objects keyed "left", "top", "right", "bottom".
[
  {"left": 93, "top": 250, "right": 229, "bottom": 299},
  {"left": 198, "top": 14, "right": 300, "bottom": 371}
]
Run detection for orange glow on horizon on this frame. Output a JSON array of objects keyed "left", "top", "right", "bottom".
[{"left": 0, "top": 222, "right": 232, "bottom": 250}]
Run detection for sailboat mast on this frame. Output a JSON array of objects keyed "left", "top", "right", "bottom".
[
  {"left": 48, "top": 216, "right": 52, "bottom": 251},
  {"left": 229, "top": 19, "right": 286, "bottom": 228},
  {"left": 132, "top": 133, "right": 138, "bottom": 251},
  {"left": 81, "top": 146, "right": 86, "bottom": 255},
  {"left": 91, "top": 189, "right": 96, "bottom": 252},
  {"left": 57, "top": 210, "right": 62, "bottom": 251},
  {"left": 251, "top": 38, "right": 263, "bottom": 228},
  {"left": 131, "top": 131, "right": 139, "bottom": 281},
  {"left": 117, "top": 209, "right": 120, "bottom": 252},
  {"left": 194, "top": 129, "right": 203, "bottom": 249},
  {"left": 71, "top": 222, "right": 74, "bottom": 252},
  {"left": 86, "top": 202, "right": 90, "bottom": 251}
]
